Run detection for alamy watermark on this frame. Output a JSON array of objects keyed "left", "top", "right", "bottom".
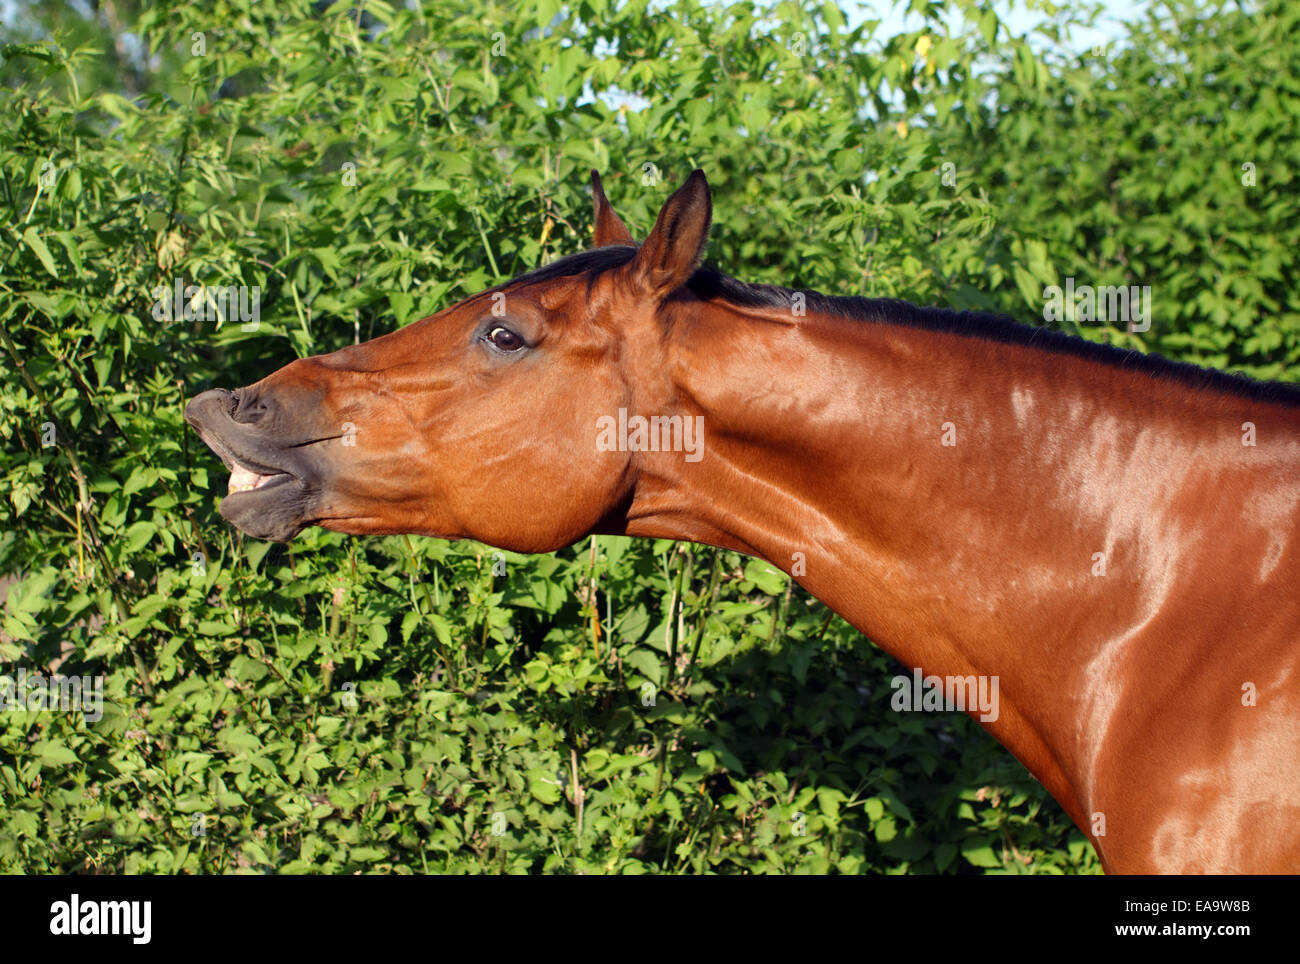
[
  {"left": 596, "top": 409, "right": 704, "bottom": 462},
  {"left": 49, "top": 894, "right": 150, "bottom": 944},
  {"left": 151, "top": 278, "right": 260, "bottom": 330},
  {"left": 890, "top": 668, "right": 1000, "bottom": 723},
  {"left": 0, "top": 667, "right": 104, "bottom": 722},
  {"left": 1043, "top": 277, "right": 1151, "bottom": 333}
]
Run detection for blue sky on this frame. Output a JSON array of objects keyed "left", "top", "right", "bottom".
[
  {"left": 862, "top": 0, "right": 1149, "bottom": 52},
  {"left": 3, "top": 0, "right": 1152, "bottom": 47}
]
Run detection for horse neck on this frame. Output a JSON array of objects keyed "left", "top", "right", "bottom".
[{"left": 620, "top": 300, "right": 1300, "bottom": 824}]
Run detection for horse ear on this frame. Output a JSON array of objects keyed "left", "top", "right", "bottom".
[
  {"left": 590, "top": 170, "right": 633, "bottom": 247},
  {"left": 627, "top": 169, "right": 711, "bottom": 299}
]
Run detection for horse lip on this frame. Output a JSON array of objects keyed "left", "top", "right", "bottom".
[
  {"left": 188, "top": 420, "right": 292, "bottom": 479},
  {"left": 184, "top": 393, "right": 304, "bottom": 481},
  {"left": 224, "top": 471, "right": 296, "bottom": 499}
]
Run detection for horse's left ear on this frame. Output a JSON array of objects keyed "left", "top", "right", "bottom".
[
  {"left": 627, "top": 169, "right": 711, "bottom": 299},
  {"left": 590, "top": 170, "right": 634, "bottom": 247}
]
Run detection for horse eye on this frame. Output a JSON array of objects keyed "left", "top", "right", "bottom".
[{"left": 486, "top": 326, "right": 525, "bottom": 351}]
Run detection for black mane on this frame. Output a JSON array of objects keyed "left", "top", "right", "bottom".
[{"left": 503, "top": 246, "right": 1300, "bottom": 408}]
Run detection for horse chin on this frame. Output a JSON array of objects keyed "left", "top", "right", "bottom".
[{"left": 219, "top": 475, "right": 312, "bottom": 542}]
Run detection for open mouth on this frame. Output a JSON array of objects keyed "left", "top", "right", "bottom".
[
  {"left": 189, "top": 425, "right": 296, "bottom": 497},
  {"left": 226, "top": 460, "right": 291, "bottom": 495},
  {"left": 184, "top": 389, "right": 319, "bottom": 542}
]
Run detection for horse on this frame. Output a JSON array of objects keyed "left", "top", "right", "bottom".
[{"left": 185, "top": 169, "right": 1300, "bottom": 874}]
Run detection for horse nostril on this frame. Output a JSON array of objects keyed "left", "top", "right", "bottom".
[{"left": 230, "top": 391, "right": 269, "bottom": 424}]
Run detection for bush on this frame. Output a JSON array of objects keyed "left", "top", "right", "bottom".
[{"left": 2, "top": 0, "right": 1292, "bottom": 873}]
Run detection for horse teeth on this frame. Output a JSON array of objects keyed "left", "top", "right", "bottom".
[{"left": 227, "top": 460, "right": 264, "bottom": 494}]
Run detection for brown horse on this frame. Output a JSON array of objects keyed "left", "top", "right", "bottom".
[{"left": 186, "top": 170, "right": 1300, "bottom": 874}]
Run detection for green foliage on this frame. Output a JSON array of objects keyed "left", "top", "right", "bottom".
[
  {"left": 938, "top": 0, "right": 1300, "bottom": 377},
  {"left": 2, "top": 0, "right": 1291, "bottom": 874}
]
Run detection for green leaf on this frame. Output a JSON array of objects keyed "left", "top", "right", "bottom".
[
  {"left": 527, "top": 769, "right": 562, "bottom": 804},
  {"left": 35, "top": 742, "right": 79, "bottom": 767},
  {"left": 123, "top": 520, "right": 156, "bottom": 554},
  {"left": 743, "top": 558, "right": 786, "bottom": 595},
  {"left": 22, "top": 227, "right": 59, "bottom": 279},
  {"left": 624, "top": 647, "right": 661, "bottom": 685},
  {"left": 2, "top": 42, "right": 56, "bottom": 63},
  {"left": 962, "top": 840, "right": 1003, "bottom": 868}
]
